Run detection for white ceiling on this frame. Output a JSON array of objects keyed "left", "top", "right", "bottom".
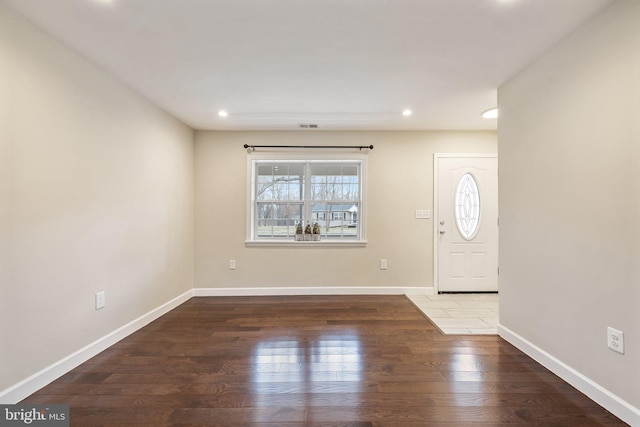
[{"left": 2, "top": 0, "right": 614, "bottom": 131}]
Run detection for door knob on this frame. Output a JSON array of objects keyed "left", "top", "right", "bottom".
[{"left": 439, "top": 230, "right": 446, "bottom": 234}]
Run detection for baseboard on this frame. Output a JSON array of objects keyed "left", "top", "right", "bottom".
[
  {"left": 498, "top": 324, "right": 640, "bottom": 426},
  {"left": 0, "top": 289, "right": 193, "bottom": 404},
  {"left": 193, "top": 286, "right": 434, "bottom": 297}
]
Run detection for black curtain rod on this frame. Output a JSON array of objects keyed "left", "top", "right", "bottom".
[{"left": 244, "top": 144, "right": 373, "bottom": 150}]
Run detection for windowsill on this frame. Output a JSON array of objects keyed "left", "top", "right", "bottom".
[{"left": 245, "top": 240, "right": 367, "bottom": 248}]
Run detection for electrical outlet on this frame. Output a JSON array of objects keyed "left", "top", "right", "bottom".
[
  {"left": 607, "top": 327, "right": 624, "bottom": 354},
  {"left": 415, "top": 210, "right": 431, "bottom": 219},
  {"left": 95, "top": 291, "right": 106, "bottom": 310},
  {"left": 229, "top": 259, "right": 236, "bottom": 270},
  {"left": 380, "top": 259, "right": 388, "bottom": 270}
]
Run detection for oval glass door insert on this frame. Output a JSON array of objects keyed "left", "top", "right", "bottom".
[{"left": 455, "top": 173, "right": 481, "bottom": 240}]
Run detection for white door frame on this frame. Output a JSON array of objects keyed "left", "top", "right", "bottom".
[{"left": 433, "top": 153, "right": 498, "bottom": 293}]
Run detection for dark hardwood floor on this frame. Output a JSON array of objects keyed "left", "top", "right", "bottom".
[{"left": 23, "top": 295, "right": 626, "bottom": 426}]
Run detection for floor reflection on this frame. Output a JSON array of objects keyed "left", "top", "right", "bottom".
[
  {"left": 251, "top": 331, "right": 363, "bottom": 422},
  {"left": 447, "top": 352, "right": 490, "bottom": 404}
]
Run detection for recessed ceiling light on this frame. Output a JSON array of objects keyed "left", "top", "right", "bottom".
[
  {"left": 402, "top": 109, "right": 412, "bottom": 116},
  {"left": 482, "top": 108, "right": 498, "bottom": 119},
  {"left": 218, "top": 110, "right": 228, "bottom": 117}
]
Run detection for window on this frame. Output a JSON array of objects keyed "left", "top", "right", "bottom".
[
  {"left": 249, "top": 157, "right": 365, "bottom": 244},
  {"left": 455, "top": 173, "right": 481, "bottom": 240}
]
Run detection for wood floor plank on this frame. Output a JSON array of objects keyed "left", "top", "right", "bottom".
[{"left": 22, "top": 295, "right": 626, "bottom": 426}]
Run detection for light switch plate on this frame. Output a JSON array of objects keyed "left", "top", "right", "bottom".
[
  {"left": 95, "top": 291, "right": 106, "bottom": 310},
  {"left": 415, "top": 210, "right": 431, "bottom": 219}
]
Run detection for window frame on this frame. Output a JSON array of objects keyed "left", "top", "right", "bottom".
[{"left": 246, "top": 152, "right": 367, "bottom": 247}]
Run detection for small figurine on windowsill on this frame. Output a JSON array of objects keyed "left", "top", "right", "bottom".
[
  {"left": 304, "top": 221, "right": 312, "bottom": 240},
  {"left": 312, "top": 222, "right": 321, "bottom": 241},
  {"left": 295, "top": 222, "right": 303, "bottom": 241}
]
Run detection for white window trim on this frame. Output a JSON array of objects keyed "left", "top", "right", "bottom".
[{"left": 245, "top": 152, "right": 367, "bottom": 247}]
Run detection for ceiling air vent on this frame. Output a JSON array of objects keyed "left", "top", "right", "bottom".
[{"left": 299, "top": 124, "right": 318, "bottom": 129}]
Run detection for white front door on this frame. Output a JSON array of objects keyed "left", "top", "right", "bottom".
[{"left": 436, "top": 155, "right": 498, "bottom": 292}]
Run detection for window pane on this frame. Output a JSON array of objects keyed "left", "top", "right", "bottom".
[
  {"left": 289, "top": 181, "right": 302, "bottom": 199},
  {"left": 257, "top": 164, "right": 274, "bottom": 176},
  {"left": 273, "top": 182, "right": 288, "bottom": 200},
  {"left": 311, "top": 203, "right": 358, "bottom": 237},
  {"left": 310, "top": 164, "right": 327, "bottom": 181},
  {"left": 342, "top": 165, "right": 358, "bottom": 178},
  {"left": 256, "top": 203, "right": 304, "bottom": 237},
  {"left": 286, "top": 163, "right": 305, "bottom": 200},
  {"left": 455, "top": 173, "right": 481, "bottom": 240},
  {"left": 289, "top": 163, "right": 305, "bottom": 176},
  {"left": 311, "top": 183, "right": 326, "bottom": 200},
  {"left": 256, "top": 165, "right": 274, "bottom": 201},
  {"left": 342, "top": 175, "right": 358, "bottom": 185},
  {"left": 324, "top": 181, "right": 342, "bottom": 200},
  {"left": 343, "top": 184, "right": 358, "bottom": 200},
  {"left": 325, "top": 165, "right": 343, "bottom": 182},
  {"left": 256, "top": 162, "right": 304, "bottom": 201},
  {"left": 256, "top": 185, "right": 273, "bottom": 201},
  {"left": 310, "top": 163, "right": 360, "bottom": 201}
]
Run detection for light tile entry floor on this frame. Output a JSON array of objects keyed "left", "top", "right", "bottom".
[{"left": 407, "top": 293, "right": 499, "bottom": 335}]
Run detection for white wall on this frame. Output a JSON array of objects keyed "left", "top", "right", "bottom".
[
  {"left": 0, "top": 6, "right": 194, "bottom": 393},
  {"left": 498, "top": 0, "right": 640, "bottom": 417},
  {"left": 195, "top": 130, "right": 496, "bottom": 291}
]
